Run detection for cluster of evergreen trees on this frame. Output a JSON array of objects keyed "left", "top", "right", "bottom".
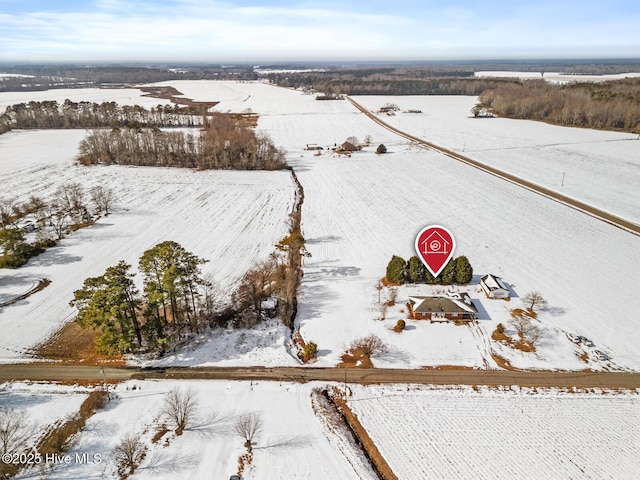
[
  {"left": 71, "top": 241, "right": 211, "bottom": 356},
  {"left": 385, "top": 255, "right": 473, "bottom": 285},
  {"left": 0, "top": 100, "right": 204, "bottom": 134},
  {"left": 76, "top": 113, "right": 287, "bottom": 170}
]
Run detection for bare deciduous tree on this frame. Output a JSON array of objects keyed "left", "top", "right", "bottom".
[
  {"left": 90, "top": 185, "right": 115, "bottom": 216},
  {"left": 510, "top": 312, "right": 542, "bottom": 345},
  {"left": 0, "top": 200, "right": 17, "bottom": 228},
  {"left": 234, "top": 414, "right": 263, "bottom": 451},
  {"left": 0, "top": 408, "right": 32, "bottom": 455},
  {"left": 350, "top": 334, "right": 389, "bottom": 357},
  {"left": 161, "top": 387, "right": 198, "bottom": 435},
  {"left": 522, "top": 291, "right": 548, "bottom": 312},
  {"left": 114, "top": 433, "right": 146, "bottom": 476}
]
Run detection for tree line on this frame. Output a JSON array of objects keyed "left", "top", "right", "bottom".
[
  {"left": 386, "top": 254, "right": 473, "bottom": 285},
  {"left": 478, "top": 78, "right": 640, "bottom": 133},
  {"left": 0, "top": 99, "right": 204, "bottom": 133},
  {"left": 77, "top": 113, "right": 287, "bottom": 170},
  {"left": 0, "top": 184, "right": 114, "bottom": 268}
]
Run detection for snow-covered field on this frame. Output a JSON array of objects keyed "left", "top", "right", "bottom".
[
  {"left": 348, "top": 384, "right": 640, "bottom": 480},
  {"left": 0, "top": 381, "right": 89, "bottom": 439},
  {"left": 0, "top": 128, "right": 295, "bottom": 362},
  {"left": 5, "top": 380, "right": 639, "bottom": 480},
  {"left": 352, "top": 95, "right": 640, "bottom": 225},
  {"left": 2, "top": 81, "right": 639, "bottom": 372},
  {"left": 9, "top": 380, "right": 376, "bottom": 480}
]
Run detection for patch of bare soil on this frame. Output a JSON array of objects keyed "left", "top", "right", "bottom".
[
  {"left": 491, "top": 352, "right": 516, "bottom": 370},
  {"left": 35, "top": 321, "right": 124, "bottom": 365},
  {"left": 492, "top": 330, "right": 536, "bottom": 353},
  {"left": 380, "top": 277, "right": 400, "bottom": 287},
  {"left": 338, "top": 347, "right": 374, "bottom": 368},
  {"left": 138, "top": 86, "right": 219, "bottom": 110}
]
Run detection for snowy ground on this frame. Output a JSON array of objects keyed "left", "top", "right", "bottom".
[
  {"left": 0, "top": 129, "right": 295, "bottom": 363},
  {"left": 9, "top": 380, "right": 376, "bottom": 480},
  {"left": 352, "top": 95, "right": 640, "bottom": 225},
  {"left": 2, "top": 81, "right": 639, "bottom": 372},
  {"left": 0, "top": 381, "right": 89, "bottom": 438},
  {"left": 5, "top": 380, "right": 639, "bottom": 480},
  {"left": 347, "top": 384, "right": 640, "bottom": 480}
]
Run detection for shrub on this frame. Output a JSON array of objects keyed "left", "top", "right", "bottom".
[
  {"left": 304, "top": 342, "right": 318, "bottom": 361},
  {"left": 496, "top": 323, "right": 505, "bottom": 334},
  {"left": 394, "top": 319, "right": 406, "bottom": 332},
  {"left": 385, "top": 255, "right": 406, "bottom": 284},
  {"left": 350, "top": 334, "right": 389, "bottom": 357},
  {"left": 455, "top": 255, "right": 473, "bottom": 283},
  {"left": 376, "top": 144, "right": 387, "bottom": 154}
]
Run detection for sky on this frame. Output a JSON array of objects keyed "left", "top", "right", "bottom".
[{"left": 0, "top": 0, "right": 639, "bottom": 63}]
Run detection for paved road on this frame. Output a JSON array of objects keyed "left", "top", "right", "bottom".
[
  {"left": 346, "top": 97, "right": 640, "bottom": 237},
  {"left": 1, "top": 364, "right": 639, "bottom": 389}
]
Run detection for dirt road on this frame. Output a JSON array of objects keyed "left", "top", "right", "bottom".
[
  {"left": 346, "top": 97, "right": 640, "bottom": 237},
  {"left": 1, "top": 364, "right": 639, "bottom": 389}
]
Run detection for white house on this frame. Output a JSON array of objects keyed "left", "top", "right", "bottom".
[{"left": 480, "top": 274, "right": 510, "bottom": 299}]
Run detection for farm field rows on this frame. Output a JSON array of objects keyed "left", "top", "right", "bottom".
[
  {"left": 1, "top": 80, "right": 639, "bottom": 372},
  {"left": 352, "top": 95, "right": 640, "bottom": 225},
  {"left": 347, "top": 384, "right": 640, "bottom": 480},
  {"left": 0, "top": 129, "right": 295, "bottom": 363}
]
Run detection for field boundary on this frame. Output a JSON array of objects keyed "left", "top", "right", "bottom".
[
  {"left": 325, "top": 388, "right": 398, "bottom": 480},
  {"left": 346, "top": 97, "right": 640, "bottom": 237}
]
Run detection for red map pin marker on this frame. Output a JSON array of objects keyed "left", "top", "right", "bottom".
[{"left": 415, "top": 225, "right": 456, "bottom": 278}]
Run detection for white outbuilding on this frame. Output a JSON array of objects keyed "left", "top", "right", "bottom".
[{"left": 480, "top": 274, "right": 510, "bottom": 299}]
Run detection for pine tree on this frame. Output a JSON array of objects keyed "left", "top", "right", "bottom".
[
  {"left": 70, "top": 261, "right": 141, "bottom": 355},
  {"left": 385, "top": 255, "right": 406, "bottom": 284},
  {"left": 455, "top": 255, "right": 473, "bottom": 284},
  {"left": 407, "top": 256, "right": 425, "bottom": 283},
  {"left": 441, "top": 259, "right": 456, "bottom": 284}
]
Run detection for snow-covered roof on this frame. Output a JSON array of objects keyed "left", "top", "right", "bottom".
[
  {"left": 481, "top": 274, "right": 508, "bottom": 292},
  {"left": 409, "top": 293, "right": 478, "bottom": 314}
]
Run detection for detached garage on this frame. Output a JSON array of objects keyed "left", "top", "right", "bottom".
[{"left": 480, "top": 274, "right": 510, "bottom": 299}]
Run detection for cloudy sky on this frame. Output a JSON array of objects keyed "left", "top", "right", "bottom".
[{"left": 0, "top": 0, "right": 638, "bottom": 62}]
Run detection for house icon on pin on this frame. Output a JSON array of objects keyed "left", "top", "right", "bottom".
[{"left": 421, "top": 231, "right": 450, "bottom": 255}]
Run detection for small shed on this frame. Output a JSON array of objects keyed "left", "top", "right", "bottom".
[{"left": 480, "top": 274, "right": 509, "bottom": 299}]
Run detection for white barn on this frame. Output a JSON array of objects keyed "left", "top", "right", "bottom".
[{"left": 480, "top": 274, "right": 510, "bottom": 299}]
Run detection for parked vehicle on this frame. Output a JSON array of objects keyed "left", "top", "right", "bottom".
[
  {"left": 593, "top": 350, "right": 609, "bottom": 361},
  {"left": 566, "top": 332, "right": 581, "bottom": 343},
  {"left": 579, "top": 337, "right": 594, "bottom": 347}
]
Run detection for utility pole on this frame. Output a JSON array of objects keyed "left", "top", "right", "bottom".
[{"left": 561, "top": 172, "right": 566, "bottom": 186}]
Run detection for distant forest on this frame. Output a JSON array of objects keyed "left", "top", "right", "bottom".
[{"left": 479, "top": 78, "right": 640, "bottom": 132}]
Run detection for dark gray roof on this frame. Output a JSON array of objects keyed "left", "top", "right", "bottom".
[{"left": 409, "top": 293, "right": 478, "bottom": 314}]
